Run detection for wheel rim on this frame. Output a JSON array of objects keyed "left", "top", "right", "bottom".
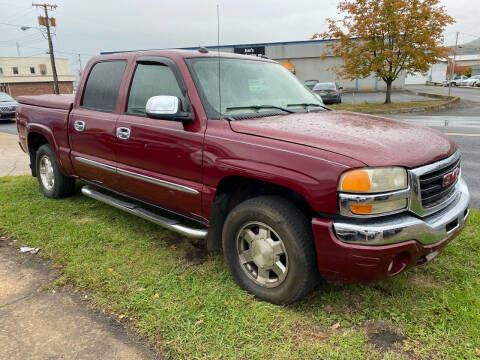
[
  {"left": 39, "top": 155, "right": 54, "bottom": 191},
  {"left": 236, "top": 221, "right": 289, "bottom": 288}
]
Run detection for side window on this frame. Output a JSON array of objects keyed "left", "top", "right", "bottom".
[
  {"left": 81, "top": 61, "right": 126, "bottom": 112},
  {"left": 126, "top": 63, "right": 184, "bottom": 116}
]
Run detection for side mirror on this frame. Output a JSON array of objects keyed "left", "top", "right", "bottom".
[{"left": 145, "top": 95, "right": 193, "bottom": 122}]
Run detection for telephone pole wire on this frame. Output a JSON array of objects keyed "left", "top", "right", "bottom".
[{"left": 32, "top": 3, "right": 59, "bottom": 95}]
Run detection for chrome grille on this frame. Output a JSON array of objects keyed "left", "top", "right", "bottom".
[
  {"left": 419, "top": 158, "right": 460, "bottom": 208},
  {"left": 409, "top": 152, "right": 461, "bottom": 217},
  {"left": 0, "top": 106, "right": 16, "bottom": 112}
]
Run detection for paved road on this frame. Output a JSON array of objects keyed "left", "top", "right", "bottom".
[
  {"left": 393, "top": 85, "right": 480, "bottom": 208},
  {"left": 0, "top": 120, "right": 16, "bottom": 134}
]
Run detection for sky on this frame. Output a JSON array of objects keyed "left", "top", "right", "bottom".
[{"left": 1, "top": 0, "right": 479, "bottom": 76}]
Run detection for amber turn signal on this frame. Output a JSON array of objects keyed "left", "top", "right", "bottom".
[
  {"left": 350, "top": 204, "right": 372, "bottom": 214},
  {"left": 341, "top": 170, "right": 371, "bottom": 192}
]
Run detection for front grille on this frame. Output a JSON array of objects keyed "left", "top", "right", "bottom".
[
  {"left": 419, "top": 158, "right": 460, "bottom": 208},
  {"left": 0, "top": 106, "right": 16, "bottom": 112}
]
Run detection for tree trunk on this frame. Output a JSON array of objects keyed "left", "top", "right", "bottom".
[{"left": 385, "top": 80, "right": 392, "bottom": 104}]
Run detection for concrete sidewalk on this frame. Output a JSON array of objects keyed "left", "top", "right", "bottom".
[
  {"left": 0, "top": 237, "right": 162, "bottom": 360},
  {"left": 0, "top": 133, "right": 30, "bottom": 176}
]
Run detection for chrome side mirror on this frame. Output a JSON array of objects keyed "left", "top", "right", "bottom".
[{"left": 145, "top": 95, "right": 193, "bottom": 122}]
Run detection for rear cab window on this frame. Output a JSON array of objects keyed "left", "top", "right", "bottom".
[{"left": 81, "top": 60, "right": 127, "bottom": 112}]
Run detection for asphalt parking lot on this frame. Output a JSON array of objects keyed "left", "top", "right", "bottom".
[{"left": 1, "top": 85, "right": 478, "bottom": 208}]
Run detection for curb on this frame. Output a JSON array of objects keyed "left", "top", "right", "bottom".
[{"left": 356, "top": 91, "right": 460, "bottom": 115}]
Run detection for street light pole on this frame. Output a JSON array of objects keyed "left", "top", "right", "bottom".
[{"left": 448, "top": 31, "right": 459, "bottom": 97}]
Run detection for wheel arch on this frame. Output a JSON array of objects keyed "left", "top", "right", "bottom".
[
  {"left": 27, "top": 131, "right": 50, "bottom": 177},
  {"left": 206, "top": 175, "right": 315, "bottom": 252}
]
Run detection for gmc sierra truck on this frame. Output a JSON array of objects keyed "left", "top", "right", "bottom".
[{"left": 16, "top": 50, "right": 470, "bottom": 304}]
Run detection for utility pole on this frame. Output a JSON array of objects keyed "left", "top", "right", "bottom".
[
  {"left": 448, "top": 31, "right": 459, "bottom": 97},
  {"left": 32, "top": 3, "right": 59, "bottom": 94},
  {"left": 16, "top": 42, "right": 21, "bottom": 56}
]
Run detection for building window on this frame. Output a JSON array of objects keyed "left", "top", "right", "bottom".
[
  {"left": 30, "top": 67, "right": 35, "bottom": 74},
  {"left": 12, "top": 67, "right": 19, "bottom": 75},
  {"left": 0, "top": 67, "right": 3, "bottom": 75},
  {"left": 39, "top": 64, "right": 47, "bottom": 75}
]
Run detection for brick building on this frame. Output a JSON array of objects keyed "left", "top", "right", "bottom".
[{"left": 0, "top": 57, "right": 76, "bottom": 97}]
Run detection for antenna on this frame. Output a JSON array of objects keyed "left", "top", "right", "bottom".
[{"left": 217, "top": 4, "right": 222, "bottom": 120}]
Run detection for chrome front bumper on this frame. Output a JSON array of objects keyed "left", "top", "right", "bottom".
[{"left": 334, "top": 178, "right": 470, "bottom": 246}]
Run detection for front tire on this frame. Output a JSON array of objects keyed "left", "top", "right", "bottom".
[
  {"left": 36, "top": 144, "right": 75, "bottom": 198},
  {"left": 222, "top": 196, "right": 318, "bottom": 304}
]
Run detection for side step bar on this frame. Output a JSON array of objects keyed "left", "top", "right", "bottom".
[{"left": 81, "top": 186, "right": 208, "bottom": 240}]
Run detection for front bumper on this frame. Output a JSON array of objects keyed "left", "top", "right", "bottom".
[
  {"left": 0, "top": 112, "right": 15, "bottom": 119},
  {"left": 312, "top": 178, "right": 470, "bottom": 283}
]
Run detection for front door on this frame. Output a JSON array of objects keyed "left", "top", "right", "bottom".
[
  {"left": 69, "top": 60, "right": 127, "bottom": 189},
  {"left": 115, "top": 58, "right": 205, "bottom": 220}
]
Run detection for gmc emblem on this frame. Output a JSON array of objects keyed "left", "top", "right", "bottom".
[{"left": 443, "top": 167, "right": 460, "bottom": 187}]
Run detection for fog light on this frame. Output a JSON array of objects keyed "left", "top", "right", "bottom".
[
  {"left": 388, "top": 252, "right": 410, "bottom": 276},
  {"left": 387, "top": 261, "right": 393, "bottom": 272}
]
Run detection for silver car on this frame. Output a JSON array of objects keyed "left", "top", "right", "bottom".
[
  {"left": 465, "top": 75, "right": 480, "bottom": 87},
  {"left": 0, "top": 92, "right": 18, "bottom": 121}
]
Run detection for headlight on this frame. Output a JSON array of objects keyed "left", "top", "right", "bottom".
[
  {"left": 338, "top": 167, "right": 409, "bottom": 216},
  {"left": 338, "top": 167, "right": 407, "bottom": 193}
]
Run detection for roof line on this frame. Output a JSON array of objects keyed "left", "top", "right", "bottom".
[{"left": 100, "top": 38, "right": 334, "bottom": 55}]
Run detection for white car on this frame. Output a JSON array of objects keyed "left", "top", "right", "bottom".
[{"left": 465, "top": 75, "right": 480, "bottom": 87}]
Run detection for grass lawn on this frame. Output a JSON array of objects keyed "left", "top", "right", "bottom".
[
  {"left": 1, "top": 176, "right": 479, "bottom": 359},
  {"left": 330, "top": 100, "right": 447, "bottom": 113}
]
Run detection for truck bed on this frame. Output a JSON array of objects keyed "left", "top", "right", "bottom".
[
  {"left": 16, "top": 94, "right": 75, "bottom": 177},
  {"left": 17, "top": 94, "right": 74, "bottom": 110}
]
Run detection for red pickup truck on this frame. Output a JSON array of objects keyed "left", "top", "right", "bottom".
[{"left": 16, "top": 50, "right": 470, "bottom": 304}]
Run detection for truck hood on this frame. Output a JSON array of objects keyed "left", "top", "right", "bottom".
[{"left": 229, "top": 110, "right": 457, "bottom": 168}]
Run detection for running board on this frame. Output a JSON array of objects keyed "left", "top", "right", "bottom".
[{"left": 81, "top": 186, "right": 208, "bottom": 240}]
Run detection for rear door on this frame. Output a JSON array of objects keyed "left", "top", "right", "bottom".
[
  {"left": 69, "top": 60, "right": 127, "bottom": 189},
  {"left": 114, "top": 57, "right": 204, "bottom": 219}
]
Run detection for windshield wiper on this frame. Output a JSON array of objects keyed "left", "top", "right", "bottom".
[
  {"left": 225, "top": 105, "right": 294, "bottom": 114},
  {"left": 287, "top": 103, "right": 331, "bottom": 111}
]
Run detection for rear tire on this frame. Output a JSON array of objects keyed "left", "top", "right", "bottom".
[
  {"left": 36, "top": 144, "right": 75, "bottom": 198},
  {"left": 222, "top": 196, "right": 318, "bottom": 304}
]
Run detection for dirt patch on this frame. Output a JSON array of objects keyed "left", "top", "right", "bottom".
[
  {"left": 184, "top": 241, "right": 208, "bottom": 265},
  {"left": 72, "top": 216, "right": 97, "bottom": 224},
  {"left": 290, "top": 322, "right": 331, "bottom": 345},
  {"left": 364, "top": 320, "right": 405, "bottom": 351},
  {"left": 410, "top": 273, "right": 439, "bottom": 289},
  {"left": 162, "top": 234, "right": 186, "bottom": 247}
]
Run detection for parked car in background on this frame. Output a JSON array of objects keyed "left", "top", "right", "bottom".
[
  {"left": 304, "top": 80, "right": 319, "bottom": 90},
  {"left": 0, "top": 92, "right": 18, "bottom": 121},
  {"left": 465, "top": 75, "right": 480, "bottom": 87},
  {"left": 16, "top": 50, "right": 470, "bottom": 304},
  {"left": 444, "top": 75, "right": 470, "bottom": 87},
  {"left": 312, "top": 82, "right": 342, "bottom": 104}
]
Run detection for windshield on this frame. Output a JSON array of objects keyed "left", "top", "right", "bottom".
[
  {"left": 0, "top": 93, "right": 15, "bottom": 102},
  {"left": 187, "top": 58, "right": 324, "bottom": 118},
  {"left": 313, "top": 83, "right": 336, "bottom": 90}
]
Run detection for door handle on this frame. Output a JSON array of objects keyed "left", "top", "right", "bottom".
[
  {"left": 116, "top": 127, "right": 131, "bottom": 140},
  {"left": 74, "top": 120, "right": 85, "bottom": 132}
]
